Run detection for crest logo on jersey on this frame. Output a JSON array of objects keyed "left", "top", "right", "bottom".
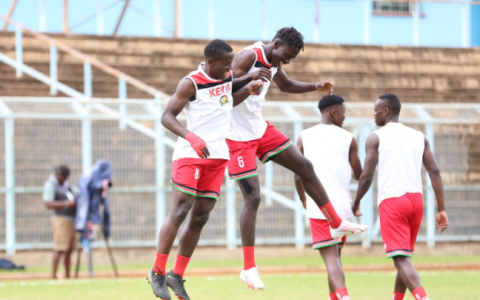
[{"left": 219, "top": 95, "right": 229, "bottom": 106}]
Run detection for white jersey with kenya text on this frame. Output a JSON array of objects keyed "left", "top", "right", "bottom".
[
  {"left": 227, "top": 41, "right": 278, "bottom": 141},
  {"left": 374, "top": 122, "right": 425, "bottom": 206},
  {"left": 301, "top": 124, "right": 354, "bottom": 220},
  {"left": 172, "top": 63, "right": 233, "bottom": 161}
]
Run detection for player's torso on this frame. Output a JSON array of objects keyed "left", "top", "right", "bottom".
[
  {"left": 228, "top": 42, "right": 278, "bottom": 142},
  {"left": 302, "top": 124, "right": 353, "bottom": 220},
  {"left": 173, "top": 63, "right": 233, "bottom": 161},
  {"left": 374, "top": 123, "right": 425, "bottom": 204}
]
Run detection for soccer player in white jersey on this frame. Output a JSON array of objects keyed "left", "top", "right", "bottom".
[
  {"left": 295, "top": 95, "right": 363, "bottom": 300},
  {"left": 147, "top": 40, "right": 262, "bottom": 300},
  {"left": 229, "top": 27, "right": 368, "bottom": 290},
  {"left": 352, "top": 93, "right": 449, "bottom": 300}
]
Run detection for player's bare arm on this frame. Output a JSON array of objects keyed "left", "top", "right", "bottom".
[
  {"left": 349, "top": 137, "right": 363, "bottom": 180},
  {"left": 293, "top": 135, "right": 307, "bottom": 209},
  {"left": 161, "top": 78, "right": 210, "bottom": 159},
  {"left": 423, "top": 135, "right": 449, "bottom": 232},
  {"left": 273, "top": 68, "right": 334, "bottom": 95},
  {"left": 232, "top": 50, "right": 272, "bottom": 92},
  {"left": 352, "top": 133, "right": 379, "bottom": 216},
  {"left": 232, "top": 81, "right": 264, "bottom": 107}
]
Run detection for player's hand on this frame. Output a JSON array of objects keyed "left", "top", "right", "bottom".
[
  {"left": 185, "top": 131, "right": 210, "bottom": 159},
  {"left": 435, "top": 210, "right": 449, "bottom": 233},
  {"left": 250, "top": 67, "right": 272, "bottom": 82},
  {"left": 316, "top": 81, "right": 334, "bottom": 95},
  {"left": 352, "top": 202, "right": 363, "bottom": 217},
  {"left": 248, "top": 80, "right": 264, "bottom": 95}
]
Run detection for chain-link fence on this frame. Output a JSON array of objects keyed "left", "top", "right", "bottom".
[{"left": 1, "top": 97, "right": 479, "bottom": 253}]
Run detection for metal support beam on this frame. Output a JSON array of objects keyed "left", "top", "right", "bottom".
[
  {"left": 2, "top": 0, "right": 18, "bottom": 31},
  {"left": 358, "top": 123, "right": 374, "bottom": 248},
  {"left": 119, "top": 79, "right": 127, "bottom": 130},
  {"left": 413, "top": 0, "right": 420, "bottom": 46},
  {"left": 84, "top": 62, "right": 92, "bottom": 98},
  {"left": 462, "top": 0, "right": 471, "bottom": 48},
  {"left": 39, "top": 0, "right": 46, "bottom": 32},
  {"left": 63, "top": 0, "right": 69, "bottom": 33},
  {"left": 50, "top": 45, "right": 57, "bottom": 95},
  {"left": 153, "top": 0, "right": 162, "bottom": 37},
  {"left": 15, "top": 26, "right": 22, "bottom": 78},
  {"left": 5, "top": 118, "right": 15, "bottom": 255},
  {"left": 207, "top": 0, "right": 215, "bottom": 39},
  {"left": 226, "top": 175, "right": 236, "bottom": 249},
  {"left": 113, "top": 0, "right": 130, "bottom": 36}
]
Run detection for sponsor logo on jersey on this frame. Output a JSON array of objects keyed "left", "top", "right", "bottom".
[{"left": 219, "top": 95, "right": 229, "bottom": 106}]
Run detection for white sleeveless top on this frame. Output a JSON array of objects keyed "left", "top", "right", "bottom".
[
  {"left": 374, "top": 122, "right": 425, "bottom": 205},
  {"left": 227, "top": 42, "right": 278, "bottom": 141},
  {"left": 301, "top": 124, "right": 353, "bottom": 220},
  {"left": 172, "top": 63, "right": 233, "bottom": 161}
]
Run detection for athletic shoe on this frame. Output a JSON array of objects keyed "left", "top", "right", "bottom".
[
  {"left": 146, "top": 269, "right": 171, "bottom": 300},
  {"left": 330, "top": 219, "right": 369, "bottom": 238},
  {"left": 240, "top": 267, "right": 265, "bottom": 291},
  {"left": 165, "top": 270, "right": 190, "bottom": 300}
]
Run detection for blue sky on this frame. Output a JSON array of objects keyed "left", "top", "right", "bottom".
[{"left": 1, "top": 0, "right": 478, "bottom": 47}]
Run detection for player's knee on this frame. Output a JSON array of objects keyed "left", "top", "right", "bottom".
[
  {"left": 191, "top": 212, "right": 210, "bottom": 227},
  {"left": 297, "top": 158, "right": 315, "bottom": 177},
  {"left": 245, "top": 193, "right": 262, "bottom": 209},
  {"left": 171, "top": 205, "right": 190, "bottom": 224}
]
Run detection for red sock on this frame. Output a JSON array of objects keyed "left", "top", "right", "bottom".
[
  {"left": 172, "top": 255, "right": 190, "bottom": 278},
  {"left": 335, "top": 287, "right": 349, "bottom": 300},
  {"left": 412, "top": 286, "right": 429, "bottom": 300},
  {"left": 320, "top": 202, "right": 342, "bottom": 229},
  {"left": 153, "top": 253, "right": 169, "bottom": 274},
  {"left": 329, "top": 292, "right": 339, "bottom": 300},
  {"left": 393, "top": 291, "right": 405, "bottom": 300},
  {"left": 243, "top": 246, "right": 256, "bottom": 270}
]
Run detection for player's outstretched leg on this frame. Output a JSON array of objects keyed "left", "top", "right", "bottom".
[
  {"left": 393, "top": 256, "right": 429, "bottom": 300},
  {"left": 236, "top": 176, "right": 265, "bottom": 291},
  {"left": 148, "top": 190, "right": 195, "bottom": 300},
  {"left": 165, "top": 197, "right": 217, "bottom": 300},
  {"left": 393, "top": 269, "right": 407, "bottom": 300},
  {"left": 272, "top": 146, "right": 369, "bottom": 237}
]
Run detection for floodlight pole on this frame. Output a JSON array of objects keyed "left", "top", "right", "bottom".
[
  {"left": 113, "top": 0, "right": 129, "bottom": 36},
  {"left": 2, "top": 0, "right": 18, "bottom": 31},
  {"left": 63, "top": 0, "right": 69, "bottom": 33},
  {"left": 174, "top": 0, "right": 183, "bottom": 38}
]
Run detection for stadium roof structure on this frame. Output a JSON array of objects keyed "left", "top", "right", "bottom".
[{"left": 0, "top": 97, "right": 479, "bottom": 126}]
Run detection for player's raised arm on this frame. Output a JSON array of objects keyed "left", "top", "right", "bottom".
[
  {"left": 423, "top": 135, "right": 449, "bottom": 233},
  {"left": 293, "top": 135, "right": 307, "bottom": 209},
  {"left": 349, "top": 137, "right": 363, "bottom": 181},
  {"left": 232, "top": 81, "right": 264, "bottom": 107},
  {"left": 352, "top": 133, "right": 379, "bottom": 216},
  {"left": 273, "top": 68, "right": 334, "bottom": 95},
  {"left": 232, "top": 50, "right": 272, "bottom": 92},
  {"left": 161, "top": 78, "right": 210, "bottom": 159}
]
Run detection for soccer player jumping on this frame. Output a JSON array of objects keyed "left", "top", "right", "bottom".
[
  {"left": 295, "top": 95, "right": 363, "bottom": 300},
  {"left": 229, "top": 27, "right": 369, "bottom": 290},
  {"left": 147, "top": 40, "right": 262, "bottom": 300},
  {"left": 352, "top": 93, "right": 449, "bottom": 300}
]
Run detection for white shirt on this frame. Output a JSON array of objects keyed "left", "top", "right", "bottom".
[
  {"left": 374, "top": 122, "right": 425, "bottom": 205},
  {"left": 228, "top": 42, "right": 278, "bottom": 141},
  {"left": 301, "top": 124, "right": 354, "bottom": 220},
  {"left": 172, "top": 63, "right": 233, "bottom": 161}
]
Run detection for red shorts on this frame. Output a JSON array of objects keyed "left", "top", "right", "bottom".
[
  {"left": 170, "top": 158, "right": 228, "bottom": 201},
  {"left": 226, "top": 122, "right": 293, "bottom": 180},
  {"left": 379, "top": 193, "right": 423, "bottom": 258},
  {"left": 309, "top": 218, "right": 347, "bottom": 250}
]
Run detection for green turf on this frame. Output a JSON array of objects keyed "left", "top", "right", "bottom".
[
  {"left": 2, "top": 255, "right": 479, "bottom": 275},
  {"left": 0, "top": 271, "right": 478, "bottom": 300}
]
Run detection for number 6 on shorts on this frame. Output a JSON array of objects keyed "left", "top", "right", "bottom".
[{"left": 238, "top": 156, "right": 245, "bottom": 168}]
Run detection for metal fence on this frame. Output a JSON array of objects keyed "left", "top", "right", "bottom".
[{"left": 0, "top": 97, "right": 479, "bottom": 254}]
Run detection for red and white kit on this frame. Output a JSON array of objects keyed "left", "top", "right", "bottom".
[
  {"left": 374, "top": 123, "right": 425, "bottom": 257},
  {"left": 170, "top": 63, "right": 232, "bottom": 200},
  {"left": 302, "top": 124, "right": 353, "bottom": 249},
  {"left": 227, "top": 42, "right": 292, "bottom": 180}
]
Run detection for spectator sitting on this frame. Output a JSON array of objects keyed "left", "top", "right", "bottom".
[{"left": 43, "top": 165, "right": 77, "bottom": 279}]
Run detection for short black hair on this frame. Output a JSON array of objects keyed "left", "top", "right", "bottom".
[
  {"left": 273, "top": 27, "right": 305, "bottom": 51},
  {"left": 378, "top": 93, "right": 401, "bottom": 116},
  {"left": 318, "top": 94, "right": 345, "bottom": 112},
  {"left": 54, "top": 165, "right": 70, "bottom": 177},
  {"left": 204, "top": 39, "right": 233, "bottom": 59}
]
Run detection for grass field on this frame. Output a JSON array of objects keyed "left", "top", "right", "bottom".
[{"left": 1, "top": 271, "right": 479, "bottom": 300}]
